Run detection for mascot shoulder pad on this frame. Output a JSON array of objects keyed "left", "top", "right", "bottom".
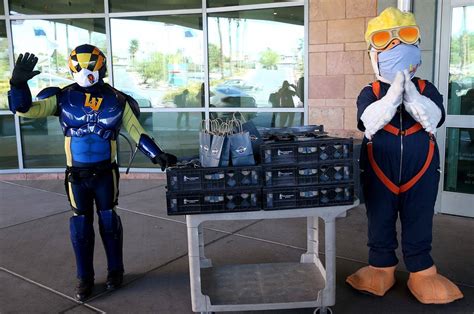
[
  {"left": 36, "top": 87, "right": 62, "bottom": 100},
  {"left": 123, "top": 93, "right": 140, "bottom": 118}
]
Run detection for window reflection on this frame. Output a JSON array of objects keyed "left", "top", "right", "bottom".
[
  {"left": 118, "top": 112, "right": 203, "bottom": 167},
  {"left": 0, "top": 115, "right": 18, "bottom": 169},
  {"left": 11, "top": 19, "right": 107, "bottom": 97},
  {"left": 208, "top": 7, "right": 304, "bottom": 109},
  {"left": 11, "top": 19, "right": 106, "bottom": 168},
  {"left": 20, "top": 116, "right": 65, "bottom": 168},
  {"left": 211, "top": 112, "right": 303, "bottom": 128},
  {"left": 110, "top": 16, "right": 204, "bottom": 108},
  {"left": 448, "top": 6, "right": 474, "bottom": 116},
  {"left": 118, "top": 111, "right": 303, "bottom": 168},
  {"left": 0, "top": 22, "right": 9, "bottom": 110},
  {"left": 9, "top": 0, "right": 103, "bottom": 15},
  {"left": 208, "top": 0, "right": 298, "bottom": 8},
  {"left": 444, "top": 128, "right": 474, "bottom": 194},
  {"left": 109, "top": 0, "right": 200, "bottom": 12}
]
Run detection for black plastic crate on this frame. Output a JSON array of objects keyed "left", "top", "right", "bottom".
[
  {"left": 167, "top": 189, "right": 262, "bottom": 215},
  {"left": 263, "top": 184, "right": 354, "bottom": 210},
  {"left": 319, "top": 185, "right": 354, "bottom": 206},
  {"left": 166, "top": 165, "right": 262, "bottom": 192},
  {"left": 260, "top": 137, "right": 353, "bottom": 165},
  {"left": 263, "top": 162, "right": 353, "bottom": 187},
  {"left": 318, "top": 162, "right": 353, "bottom": 185}
]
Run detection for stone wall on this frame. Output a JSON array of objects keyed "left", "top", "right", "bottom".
[{"left": 308, "top": 0, "right": 377, "bottom": 138}]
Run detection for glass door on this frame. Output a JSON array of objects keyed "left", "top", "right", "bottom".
[{"left": 437, "top": 0, "right": 474, "bottom": 217}]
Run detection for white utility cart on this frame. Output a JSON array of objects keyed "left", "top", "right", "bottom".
[{"left": 186, "top": 200, "right": 359, "bottom": 314}]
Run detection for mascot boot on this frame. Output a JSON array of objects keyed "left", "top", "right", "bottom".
[
  {"left": 70, "top": 215, "right": 95, "bottom": 301},
  {"left": 98, "top": 209, "right": 124, "bottom": 290},
  {"left": 346, "top": 265, "right": 396, "bottom": 296},
  {"left": 408, "top": 266, "right": 463, "bottom": 304}
]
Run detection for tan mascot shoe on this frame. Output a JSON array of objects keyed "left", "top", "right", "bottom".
[
  {"left": 346, "top": 265, "right": 396, "bottom": 296},
  {"left": 407, "top": 265, "right": 463, "bottom": 304}
]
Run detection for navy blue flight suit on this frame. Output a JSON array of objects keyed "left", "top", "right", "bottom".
[{"left": 357, "top": 78, "right": 445, "bottom": 272}]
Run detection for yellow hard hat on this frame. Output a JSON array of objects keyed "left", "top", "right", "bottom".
[{"left": 365, "top": 7, "right": 418, "bottom": 45}]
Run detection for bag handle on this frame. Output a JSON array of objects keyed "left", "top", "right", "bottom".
[
  {"left": 201, "top": 119, "right": 209, "bottom": 133},
  {"left": 217, "top": 121, "right": 227, "bottom": 136},
  {"left": 231, "top": 117, "right": 243, "bottom": 134},
  {"left": 232, "top": 112, "right": 247, "bottom": 123}
]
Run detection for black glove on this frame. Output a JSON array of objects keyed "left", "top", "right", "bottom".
[
  {"left": 153, "top": 153, "right": 178, "bottom": 171},
  {"left": 10, "top": 53, "right": 41, "bottom": 87}
]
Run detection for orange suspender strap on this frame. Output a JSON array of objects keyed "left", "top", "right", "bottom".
[
  {"left": 399, "top": 139, "right": 435, "bottom": 193},
  {"left": 418, "top": 79, "right": 426, "bottom": 94},
  {"left": 367, "top": 138, "right": 435, "bottom": 195},
  {"left": 367, "top": 142, "right": 401, "bottom": 195},
  {"left": 383, "top": 122, "right": 423, "bottom": 136},
  {"left": 372, "top": 81, "right": 381, "bottom": 99},
  {"left": 368, "top": 79, "right": 432, "bottom": 194},
  {"left": 403, "top": 123, "right": 423, "bottom": 136},
  {"left": 382, "top": 124, "right": 400, "bottom": 136}
]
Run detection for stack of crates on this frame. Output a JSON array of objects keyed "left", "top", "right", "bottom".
[
  {"left": 166, "top": 165, "right": 262, "bottom": 215},
  {"left": 260, "top": 137, "right": 354, "bottom": 210}
]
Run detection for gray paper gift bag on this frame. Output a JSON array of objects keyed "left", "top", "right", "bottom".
[
  {"left": 229, "top": 119, "right": 255, "bottom": 166},
  {"left": 199, "top": 120, "right": 213, "bottom": 167}
]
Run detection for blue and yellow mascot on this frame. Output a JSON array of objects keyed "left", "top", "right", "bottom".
[
  {"left": 346, "top": 8, "right": 463, "bottom": 304},
  {"left": 8, "top": 44, "right": 177, "bottom": 301}
]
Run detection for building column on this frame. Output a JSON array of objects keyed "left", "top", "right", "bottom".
[{"left": 308, "top": 0, "right": 377, "bottom": 138}]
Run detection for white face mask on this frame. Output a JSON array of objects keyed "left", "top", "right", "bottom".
[
  {"left": 72, "top": 69, "right": 99, "bottom": 87},
  {"left": 377, "top": 43, "right": 421, "bottom": 83}
]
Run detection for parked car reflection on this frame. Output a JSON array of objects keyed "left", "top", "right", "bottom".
[
  {"left": 120, "top": 89, "right": 153, "bottom": 108},
  {"left": 210, "top": 86, "right": 256, "bottom": 120},
  {"left": 216, "top": 79, "right": 255, "bottom": 91}
]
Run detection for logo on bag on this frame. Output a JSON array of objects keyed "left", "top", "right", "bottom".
[
  {"left": 202, "top": 145, "right": 209, "bottom": 152},
  {"left": 84, "top": 93, "right": 103, "bottom": 111},
  {"left": 211, "top": 148, "right": 220, "bottom": 155},
  {"left": 235, "top": 146, "right": 247, "bottom": 154}
]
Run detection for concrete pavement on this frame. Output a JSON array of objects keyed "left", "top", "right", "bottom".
[{"left": 1, "top": 178, "right": 473, "bottom": 313}]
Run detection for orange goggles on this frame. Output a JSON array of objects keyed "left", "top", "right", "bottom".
[{"left": 369, "top": 26, "right": 420, "bottom": 50}]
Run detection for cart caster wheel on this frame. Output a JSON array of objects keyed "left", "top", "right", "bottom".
[{"left": 314, "top": 307, "right": 333, "bottom": 314}]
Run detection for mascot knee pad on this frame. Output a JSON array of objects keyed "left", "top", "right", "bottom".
[
  {"left": 98, "top": 209, "right": 122, "bottom": 234},
  {"left": 69, "top": 215, "right": 94, "bottom": 243}
]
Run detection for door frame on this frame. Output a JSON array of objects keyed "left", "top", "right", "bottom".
[{"left": 435, "top": 0, "right": 474, "bottom": 216}]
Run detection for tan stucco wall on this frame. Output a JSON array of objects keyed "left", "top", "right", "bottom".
[{"left": 308, "top": 0, "right": 377, "bottom": 138}]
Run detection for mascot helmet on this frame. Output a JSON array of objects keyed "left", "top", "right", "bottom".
[
  {"left": 365, "top": 7, "right": 419, "bottom": 50},
  {"left": 68, "top": 44, "right": 106, "bottom": 87},
  {"left": 366, "top": 7, "right": 421, "bottom": 83}
]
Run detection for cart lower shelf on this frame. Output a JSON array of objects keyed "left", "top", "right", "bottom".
[
  {"left": 186, "top": 201, "right": 359, "bottom": 313},
  {"left": 202, "top": 262, "right": 325, "bottom": 305}
]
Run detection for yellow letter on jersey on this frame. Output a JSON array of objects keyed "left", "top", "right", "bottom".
[{"left": 84, "top": 93, "right": 103, "bottom": 111}]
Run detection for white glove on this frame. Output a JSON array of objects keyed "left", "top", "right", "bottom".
[
  {"left": 361, "top": 71, "right": 404, "bottom": 140},
  {"left": 403, "top": 70, "right": 441, "bottom": 134}
]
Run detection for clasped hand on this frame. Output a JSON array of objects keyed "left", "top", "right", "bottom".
[
  {"left": 361, "top": 70, "right": 440, "bottom": 140},
  {"left": 402, "top": 70, "right": 441, "bottom": 134},
  {"left": 361, "top": 71, "right": 404, "bottom": 140}
]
